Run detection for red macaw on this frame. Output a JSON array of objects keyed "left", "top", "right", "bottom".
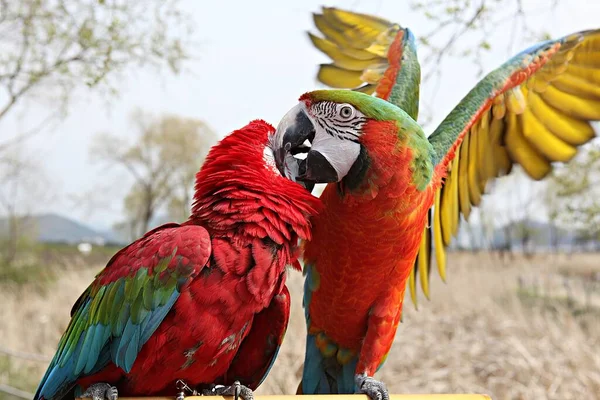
[
  {"left": 271, "top": 7, "right": 600, "bottom": 400},
  {"left": 34, "top": 120, "right": 321, "bottom": 400}
]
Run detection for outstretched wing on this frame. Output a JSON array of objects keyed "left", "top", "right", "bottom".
[
  {"left": 308, "top": 7, "right": 421, "bottom": 120},
  {"left": 34, "top": 223, "right": 211, "bottom": 400},
  {"left": 410, "top": 29, "right": 600, "bottom": 305}
]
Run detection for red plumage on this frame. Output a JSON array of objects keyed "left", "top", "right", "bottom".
[
  {"left": 37, "top": 120, "right": 321, "bottom": 399},
  {"left": 303, "top": 119, "right": 435, "bottom": 376}
]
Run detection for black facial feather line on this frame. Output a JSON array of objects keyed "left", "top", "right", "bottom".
[{"left": 311, "top": 102, "right": 365, "bottom": 144}]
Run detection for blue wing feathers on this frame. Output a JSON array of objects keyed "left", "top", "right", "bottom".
[
  {"left": 36, "top": 292, "right": 181, "bottom": 399},
  {"left": 340, "top": 359, "right": 358, "bottom": 393},
  {"left": 302, "top": 334, "right": 327, "bottom": 394},
  {"left": 115, "top": 319, "right": 138, "bottom": 372},
  {"left": 36, "top": 335, "right": 85, "bottom": 399},
  {"left": 302, "top": 334, "right": 358, "bottom": 394},
  {"left": 140, "top": 292, "right": 178, "bottom": 344},
  {"left": 125, "top": 323, "right": 141, "bottom": 373},
  {"left": 79, "top": 324, "right": 104, "bottom": 374},
  {"left": 404, "top": 28, "right": 416, "bottom": 46},
  {"left": 35, "top": 224, "right": 211, "bottom": 400}
]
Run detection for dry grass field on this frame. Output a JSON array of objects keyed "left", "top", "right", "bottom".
[{"left": 1, "top": 252, "right": 599, "bottom": 400}]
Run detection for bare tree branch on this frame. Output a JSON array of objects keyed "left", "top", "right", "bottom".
[
  {"left": 413, "top": 0, "right": 559, "bottom": 126},
  {"left": 0, "top": 345, "right": 52, "bottom": 362},
  {"left": 0, "top": 109, "right": 63, "bottom": 152},
  {"left": 0, "top": 383, "right": 34, "bottom": 399},
  {"left": 91, "top": 111, "right": 217, "bottom": 239},
  {"left": 0, "top": 0, "right": 195, "bottom": 149},
  {"left": 422, "top": 1, "right": 487, "bottom": 82}
]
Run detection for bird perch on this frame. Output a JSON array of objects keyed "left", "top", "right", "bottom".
[{"left": 77, "top": 395, "right": 492, "bottom": 400}]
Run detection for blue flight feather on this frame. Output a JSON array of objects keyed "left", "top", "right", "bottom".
[
  {"left": 302, "top": 262, "right": 359, "bottom": 394},
  {"left": 34, "top": 288, "right": 181, "bottom": 400},
  {"left": 115, "top": 319, "right": 139, "bottom": 372},
  {"left": 36, "top": 334, "right": 84, "bottom": 400},
  {"left": 140, "top": 292, "right": 178, "bottom": 344},
  {"left": 302, "top": 334, "right": 329, "bottom": 394}
]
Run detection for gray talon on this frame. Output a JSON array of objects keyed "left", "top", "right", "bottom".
[
  {"left": 202, "top": 381, "right": 253, "bottom": 400},
  {"left": 81, "top": 382, "right": 119, "bottom": 400},
  {"left": 107, "top": 386, "right": 118, "bottom": 400},
  {"left": 355, "top": 374, "right": 389, "bottom": 400}
]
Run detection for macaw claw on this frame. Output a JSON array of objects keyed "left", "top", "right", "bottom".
[
  {"left": 202, "top": 380, "right": 254, "bottom": 400},
  {"left": 80, "top": 382, "right": 118, "bottom": 400},
  {"left": 355, "top": 374, "right": 389, "bottom": 400}
]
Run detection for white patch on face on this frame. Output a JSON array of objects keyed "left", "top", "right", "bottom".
[
  {"left": 309, "top": 102, "right": 366, "bottom": 142},
  {"left": 311, "top": 125, "right": 361, "bottom": 179},
  {"left": 263, "top": 145, "right": 280, "bottom": 175},
  {"left": 303, "top": 101, "right": 363, "bottom": 181}
]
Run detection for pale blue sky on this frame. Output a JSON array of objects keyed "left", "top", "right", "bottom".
[{"left": 3, "top": 0, "right": 600, "bottom": 231}]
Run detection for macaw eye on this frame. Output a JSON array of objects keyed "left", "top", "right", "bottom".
[{"left": 338, "top": 104, "right": 355, "bottom": 120}]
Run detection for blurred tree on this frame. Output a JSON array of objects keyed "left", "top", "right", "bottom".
[
  {"left": 510, "top": 171, "right": 542, "bottom": 256},
  {"left": 0, "top": 0, "right": 193, "bottom": 152},
  {"left": 158, "top": 116, "right": 216, "bottom": 222},
  {"left": 91, "top": 110, "right": 217, "bottom": 240},
  {"left": 0, "top": 148, "right": 53, "bottom": 266},
  {"left": 546, "top": 143, "right": 600, "bottom": 248},
  {"left": 476, "top": 168, "right": 544, "bottom": 256},
  {"left": 543, "top": 179, "right": 561, "bottom": 252}
]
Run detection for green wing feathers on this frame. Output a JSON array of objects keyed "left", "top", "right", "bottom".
[
  {"left": 35, "top": 223, "right": 211, "bottom": 400},
  {"left": 76, "top": 252, "right": 180, "bottom": 369}
]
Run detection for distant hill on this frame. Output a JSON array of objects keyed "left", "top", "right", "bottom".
[
  {"left": 109, "top": 213, "right": 177, "bottom": 243},
  {"left": 1, "top": 213, "right": 598, "bottom": 252},
  {"left": 0, "top": 213, "right": 126, "bottom": 246}
]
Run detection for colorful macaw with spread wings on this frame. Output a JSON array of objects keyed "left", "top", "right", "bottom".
[{"left": 269, "top": 7, "right": 600, "bottom": 399}]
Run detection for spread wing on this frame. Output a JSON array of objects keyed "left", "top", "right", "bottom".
[
  {"left": 308, "top": 7, "right": 421, "bottom": 120},
  {"left": 411, "top": 29, "right": 600, "bottom": 305},
  {"left": 34, "top": 223, "right": 211, "bottom": 400},
  {"left": 307, "top": 7, "right": 600, "bottom": 309}
]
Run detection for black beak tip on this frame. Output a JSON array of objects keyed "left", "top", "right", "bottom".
[
  {"left": 294, "top": 150, "right": 339, "bottom": 186},
  {"left": 302, "top": 181, "right": 316, "bottom": 192}
]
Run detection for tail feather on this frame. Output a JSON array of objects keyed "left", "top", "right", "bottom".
[
  {"left": 302, "top": 262, "right": 357, "bottom": 394},
  {"left": 340, "top": 359, "right": 357, "bottom": 393},
  {"left": 301, "top": 334, "right": 357, "bottom": 394}
]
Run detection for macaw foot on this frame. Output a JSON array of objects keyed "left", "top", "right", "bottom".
[
  {"left": 355, "top": 374, "right": 389, "bottom": 400},
  {"left": 202, "top": 381, "right": 254, "bottom": 400},
  {"left": 80, "top": 383, "right": 118, "bottom": 400}
]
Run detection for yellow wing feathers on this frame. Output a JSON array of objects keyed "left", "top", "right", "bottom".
[
  {"left": 411, "top": 30, "right": 600, "bottom": 308},
  {"left": 307, "top": 7, "right": 600, "bottom": 310},
  {"left": 309, "top": 7, "right": 400, "bottom": 93}
]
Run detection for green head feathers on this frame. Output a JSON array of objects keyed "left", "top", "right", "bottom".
[
  {"left": 298, "top": 89, "right": 434, "bottom": 191},
  {"left": 300, "top": 90, "right": 412, "bottom": 123},
  {"left": 273, "top": 89, "right": 433, "bottom": 192}
]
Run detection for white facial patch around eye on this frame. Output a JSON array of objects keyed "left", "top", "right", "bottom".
[
  {"left": 263, "top": 145, "right": 280, "bottom": 175},
  {"left": 310, "top": 102, "right": 366, "bottom": 142}
]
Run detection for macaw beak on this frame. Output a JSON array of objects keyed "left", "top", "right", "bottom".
[{"left": 272, "top": 103, "right": 339, "bottom": 187}]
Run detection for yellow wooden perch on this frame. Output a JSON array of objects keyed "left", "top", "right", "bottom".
[{"left": 78, "top": 395, "right": 492, "bottom": 400}]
